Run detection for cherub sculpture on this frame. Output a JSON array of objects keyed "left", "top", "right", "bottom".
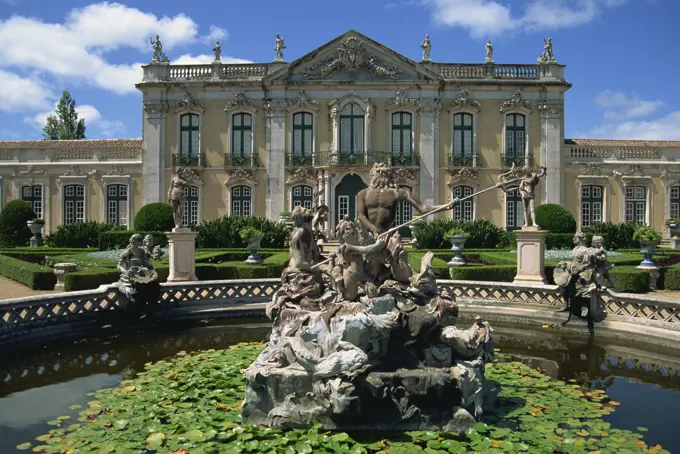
[
  {"left": 117, "top": 234, "right": 161, "bottom": 314},
  {"left": 142, "top": 234, "right": 164, "bottom": 261}
]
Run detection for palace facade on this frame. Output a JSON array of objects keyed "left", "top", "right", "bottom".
[{"left": 1, "top": 30, "right": 679, "bottom": 238}]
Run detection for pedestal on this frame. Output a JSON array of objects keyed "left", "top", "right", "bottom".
[
  {"left": 53, "top": 263, "right": 77, "bottom": 290},
  {"left": 513, "top": 227, "right": 548, "bottom": 285},
  {"left": 167, "top": 228, "right": 198, "bottom": 282}
]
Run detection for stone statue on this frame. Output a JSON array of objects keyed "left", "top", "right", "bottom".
[
  {"left": 142, "top": 234, "right": 164, "bottom": 261},
  {"left": 149, "top": 34, "right": 169, "bottom": 63},
  {"left": 117, "top": 234, "right": 161, "bottom": 315},
  {"left": 311, "top": 186, "right": 329, "bottom": 243},
  {"left": 485, "top": 40, "right": 494, "bottom": 63},
  {"left": 212, "top": 41, "right": 221, "bottom": 62},
  {"left": 421, "top": 34, "right": 431, "bottom": 61},
  {"left": 518, "top": 165, "right": 546, "bottom": 229},
  {"left": 167, "top": 167, "right": 188, "bottom": 229},
  {"left": 538, "top": 37, "right": 556, "bottom": 63},
  {"left": 274, "top": 34, "right": 286, "bottom": 62}
]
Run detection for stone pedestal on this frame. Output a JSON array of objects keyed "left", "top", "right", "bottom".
[
  {"left": 167, "top": 228, "right": 198, "bottom": 282},
  {"left": 53, "top": 263, "right": 78, "bottom": 290},
  {"left": 513, "top": 227, "right": 548, "bottom": 285}
]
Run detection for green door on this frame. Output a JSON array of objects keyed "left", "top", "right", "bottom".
[{"left": 336, "top": 174, "right": 367, "bottom": 224}]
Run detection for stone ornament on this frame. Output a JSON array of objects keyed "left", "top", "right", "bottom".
[
  {"left": 18, "top": 165, "right": 46, "bottom": 176},
  {"left": 286, "top": 167, "right": 317, "bottom": 185},
  {"left": 116, "top": 233, "right": 161, "bottom": 314},
  {"left": 149, "top": 34, "right": 169, "bottom": 63},
  {"left": 213, "top": 41, "right": 221, "bottom": 62},
  {"left": 286, "top": 90, "right": 319, "bottom": 111},
  {"left": 385, "top": 89, "right": 419, "bottom": 110},
  {"left": 582, "top": 163, "right": 604, "bottom": 176},
  {"left": 174, "top": 92, "right": 206, "bottom": 113},
  {"left": 485, "top": 40, "right": 494, "bottom": 63},
  {"left": 449, "top": 89, "right": 481, "bottom": 111},
  {"left": 538, "top": 102, "right": 561, "bottom": 118},
  {"left": 226, "top": 168, "right": 257, "bottom": 185},
  {"left": 421, "top": 34, "right": 432, "bottom": 62},
  {"left": 302, "top": 37, "right": 401, "bottom": 80},
  {"left": 500, "top": 90, "right": 532, "bottom": 112},
  {"left": 392, "top": 167, "right": 417, "bottom": 182},
  {"left": 105, "top": 164, "right": 126, "bottom": 176},
  {"left": 167, "top": 167, "right": 190, "bottom": 229},
  {"left": 447, "top": 168, "right": 478, "bottom": 186},
  {"left": 224, "top": 91, "right": 257, "bottom": 112},
  {"left": 63, "top": 165, "right": 84, "bottom": 177},
  {"left": 537, "top": 37, "right": 557, "bottom": 64},
  {"left": 143, "top": 103, "right": 169, "bottom": 115},
  {"left": 263, "top": 99, "right": 286, "bottom": 116},
  {"left": 274, "top": 34, "right": 286, "bottom": 62}
]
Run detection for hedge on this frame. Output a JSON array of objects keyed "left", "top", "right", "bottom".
[
  {"left": 99, "top": 231, "right": 169, "bottom": 250},
  {"left": 534, "top": 204, "right": 576, "bottom": 234},
  {"left": 64, "top": 266, "right": 170, "bottom": 292},
  {"left": 663, "top": 265, "right": 680, "bottom": 290},
  {"left": 505, "top": 233, "right": 607, "bottom": 250},
  {"left": 609, "top": 266, "right": 650, "bottom": 293},
  {"left": 45, "top": 222, "right": 123, "bottom": 248},
  {"left": 134, "top": 203, "right": 174, "bottom": 231},
  {"left": 0, "top": 254, "right": 56, "bottom": 290},
  {"left": 449, "top": 265, "right": 517, "bottom": 282}
]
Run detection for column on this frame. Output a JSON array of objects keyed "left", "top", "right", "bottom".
[
  {"left": 419, "top": 102, "right": 441, "bottom": 209},
  {"left": 540, "top": 104, "right": 563, "bottom": 205},
  {"left": 265, "top": 101, "right": 286, "bottom": 220},
  {"left": 142, "top": 103, "right": 168, "bottom": 205}
]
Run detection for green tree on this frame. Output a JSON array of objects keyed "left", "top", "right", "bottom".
[{"left": 42, "top": 90, "right": 87, "bottom": 140}]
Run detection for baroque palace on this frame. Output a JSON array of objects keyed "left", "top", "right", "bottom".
[{"left": 1, "top": 29, "right": 679, "bottom": 238}]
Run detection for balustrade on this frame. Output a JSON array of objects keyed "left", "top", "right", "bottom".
[
  {"left": 220, "top": 64, "right": 268, "bottom": 79},
  {"left": 172, "top": 153, "right": 205, "bottom": 168},
  {"left": 439, "top": 63, "right": 544, "bottom": 80},
  {"left": 448, "top": 152, "right": 479, "bottom": 168},
  {"left": 168, "top": 65, "right": 212, "bottom": 80},
  {"left": 567, "top": 145, "right": 665, "bottom": 162}
]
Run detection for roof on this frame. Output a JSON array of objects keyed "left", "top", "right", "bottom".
[
  {"left": 0, "top": 139, "right": 142, "bottom": 149},
  {"left": 566, "top": 138, "right": 680, "bottom": 147}
]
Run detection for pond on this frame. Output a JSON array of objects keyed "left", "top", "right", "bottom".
[{"left": 0, "top": 318, "right": 678, "bottom": 453}]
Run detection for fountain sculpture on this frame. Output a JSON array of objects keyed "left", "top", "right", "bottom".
[{"left": 116, "top": 234, "right": 161, "bottom": 315}]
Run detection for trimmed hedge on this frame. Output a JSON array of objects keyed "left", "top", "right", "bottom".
[
  {"left": 195, "top": 216, "right": 289, "bottom": 249},
  {"left": 449, "top": 265, "right": 517, "bottom": 282},
  {"left": 0, "top": 199, "right": 36, "bottom": 247},
  {"left": 583, "top": 222, "right": 639, "bottom": 250},
  {"left": 99, "top": 231, "right": 169, "bottom": 250},
  {"left": 64, "top": 266, "right": 170, "bottom": 292},
  {"left": 134, "top": 203, "right": 174, "bottom": 232},
  {"left": 534, "top": 204, "right": 576, "bottom": 234},
  {"left": 415, "top": 219, "right": 510, "bottom": 250},
  {"left": 45, "top": 222, "right": 123, "bottom": 248},
  {"left": 663, "top": 265, "right": 680, "bottom": 290},
  {"left": 609, "top": 266, "right": 650, "bottom": 293},
  {"left": 0, "top": 254, "right": 56, "bottom": 290}
]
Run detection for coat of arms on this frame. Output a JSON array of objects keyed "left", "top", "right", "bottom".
[{"left": 337, "top": 37, "right": 364, "bottom": 75}]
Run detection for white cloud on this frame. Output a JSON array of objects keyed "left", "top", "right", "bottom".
[
  {"left": 203, "top": 25, "right": 228, "bottom": 45},
  {"left": 24, "top": 103, "right": 125, "bottom": 137},
  {"left": 173, "top": 54, "right": 253, "bottom": 65},
  {"left": 595, "top": 89, "right": 665, "bottom": 120},
  {"left": 0, "top": 70, "right": 53, "bottom": 112},
  {"left": 423, "top": 0, "right": 630, "bottom": 38},
  {"left": 578, "top": 111, "right": 680, "bottom": 140}
]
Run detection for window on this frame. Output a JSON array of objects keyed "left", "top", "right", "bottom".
[
  {"left": 505, "top": 114, "right": 525, "bottom": 158},
  {"left": 292, "top": 185, "right": 314, "bottom": 210},
  {"left": 339, "top": 103, "right": 364, "bottom": 154},
  {"left": 292, "top": 112, "right": 313, "bottom": 156},
  {"left": 670, "top": 187, "right": 680, "bottom": 219},
  {"left": 21, "top": 185, "right": 43, "bottom": 219},
  {"left": 338, "top": 195, "right": 349, "bottom": 220},
  {"left": 183, "top": 186, "right": 200, "bottom": 226},
  {"left": 453, "top": 113, "right": 473, "bottom": 163},
  {"left": 391, "top": 112, "right": 412, "bottom": 156},
  {"left": 452, "top": 186, "right": 474, "bottom": 221},
  {"left": 506, "top": 188, "right": 524, "bottom": 231},
  {"left": 581, "top": 185, "right": 603, "bottom": 229},
  {"left": 231, "top": 186, "right": 251, "bottom": 216},
  {"left": 107, "top": 184, "right": 128, "bottom": 227},
  {"left": 396, "top": 185, "right": 413, "bottom": 232},
  {"left": 180, "top": 114, "right": 199, "bottom": 157},
  {"left": 232, "top": 113, "right": 252, "bottom": 157},
  {"left": 625, "top": 185, "right": 647, "bottom": 225},
  {"left": 64, "top": 184, "right": 85, "bottom": 225}
]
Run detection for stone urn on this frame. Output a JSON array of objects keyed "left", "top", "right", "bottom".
[
  {"left": 53, "top": 263, "right": 78, "bottom": 290},
  {"left": 669, "top": 222, "right": 680, "bottom": 245},
  {"left": 447, "top": 234, "right": 469, "bottom": 266},
  {"left": 245, "top": 236, "right": 263, "bottom": 265},
  {"left": 27, "top": 220, "right": 44, "bottom": 247},
  {"left": 409, "top": 223, "right": 421, "bottom": 246},
  {"left": 638, "top": 242, "right": 657, "bottom": 269}
]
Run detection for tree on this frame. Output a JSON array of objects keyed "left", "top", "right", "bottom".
[{"left": 42, "top": 90, "right": 87, "bottom": 140}]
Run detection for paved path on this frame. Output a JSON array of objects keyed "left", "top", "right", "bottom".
[{"left": 0, "top": 276, "right": 57, "bottom": 301}]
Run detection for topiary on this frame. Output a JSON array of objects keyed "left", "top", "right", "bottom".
[
  {"left": 534, "top": 204, "right": 576, "bottom": 234},
  {"left": 134, "top": 203, "right": 174, "bottom": 232},
  {"left": 0, "top": 199, "right": 36, "bottom": 247}
]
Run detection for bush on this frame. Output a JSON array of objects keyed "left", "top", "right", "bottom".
[
  {"left": 663, "top": 265, "right": 680, "bottom": 290},
  {"left": 194, "top": 216, "right": 289, "bottom": 249},
  {"left": 415, "top": 219, "right": 509, "bottom": 250},
  {"left": 0, "top": 199, "right": 36, "bottom": 247},
  {"left": 45, "top": 221, "right": 122, "bottom": 248},
  {"left": 0, "top": 254, "right": 56, "bottom": 289},
  {"left": 583, "top": 222, "right": 638, "bottom": 250},
  {"left": 632, "top": 226, "right": 662, "bottom": 246},
  {"left": 99, "top": 231, "right": 168, "bottom": 250},
  {"left": 134, "top": 203, "right": 174, "bottom": 232},
  {"left": 534, "top": 204, "right": 576, "bottom": 234},
  {"left": 609, "top": 266, "right": 650, "bottom": 293},
  {"left": 448, "top": 265, "right": 517, "bottom": 282},
  {"left": 65, "top": 265, "right": 170, "bottom": 291},
  {"left": 542, "top": 233, "right": 607, "bottom": 250}
]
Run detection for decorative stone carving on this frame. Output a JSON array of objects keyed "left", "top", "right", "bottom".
[
  {"left": 226, "top": 169, "right": 257, "bottom": 185},
  {"left": 274, "top": 34, "right": 286, "bottom": 62},
  {"left": 447, "top": 168, "right": 478, "bottom": 187},
  {"left": 500, "top": 90, "right": 532, "bottom": 113},
  {"left": 106, "top": 165, "right": 126, "bottom": 176},
  {"left": 62, "top": 165, "right": 84, "bottom": 177},
  {"left": 149, "top": 34, "right": 169, "bottom": 63},
  {"left": 392, "top": 167, "right": 417, "bottom": 182},
  {"left": 537, "top": 38, "right": 557, "bottom": 64},
  {"left": 286, "top": 167, "right": 317, "bottom": 185},
  {"left": 174, "top": 92, "right": 206, "bottom": 113},
  {"left": 18, "top": 166, "right": 46, "bottom": 176},
  {"left": 385, "top": 89, "right": 419, "bottom": 110},
  {"left": 116, "top": 234, "right": 161, "bottom": 315},
  {"left": 582, "top": 163, "right": 604, "bottom": 176},
  {"left": 213, "top": 41, "right": 221, "bottom": 62},
  {"left": 366, "top": 55, "right": 400, "bottom": 79},
  {"left": 224, "top": 92, "right": 257, "bottom": 112},
  {"left": 421, "top": 34, "right": 431, "bottom": 62},
  {"left": 485, "top": 40, "right": 494, "bottom": 63},
  {"left": 302, "top": 37, "right": 401, "bottom": 80},
  {"left": 538, "top": 102, "right": 561, "bottom": 118},
  {"left": 614, "top": 164, "right": 645, "bottom": 179},
  {"left": 286, "top": 90, "right": 319, "bottom": 111},
  {"left": 264, "top": 99, "right": 286, "bottom": 116},
  {"left": 449, "top": 89, "right": 481, "bottom": 111}
]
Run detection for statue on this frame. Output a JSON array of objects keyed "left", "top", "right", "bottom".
[
  {"left": 274, "top": 34, "right": 286, "bottom": 62},
  {"left": 538, "top": 37, "right": 556, "bottom": 63},
  {"left": 116, "top": 234, "right": 161, "bottom": 315},
  {"left": 421, "top": 34, "right": 432, "bottom": 61},
  {"left": 149, "top": 34, "right": 169, "bottom": 63},
  {"left": 311, "top": 186, "right": 329, "bottom": 243},
  {"left": 485, "top": 40, "right": 494, "bottom": 63},
  {"left": 142, "top": 234, "right": 164, "bottom": 261},
  {"left": 212, "top": 40, "right": 221, "bottom": 62},
  {"left": 518, "top": 165, "right": 546, "bottom": 229},
  {"left": 167, "top": 167, "right": 188, "bottom": 229}
]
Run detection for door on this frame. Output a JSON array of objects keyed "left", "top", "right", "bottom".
[
  {"left": 335, "top": 174, "right": 367, "bottom": 224},
  {"left": 396, "top": 185, "right": 413, "bottom": 237}
]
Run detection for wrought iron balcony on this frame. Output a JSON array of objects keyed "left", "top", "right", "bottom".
[
  {"left": 330, "top": 152, "right": 367, "bottom": 166},
  {"left": 285, "top": 153, "right": 316, "bottom": 167},
  {"left": 224, "top": 153, "right": 259, "bottom": 168},
  {"left": 172, "top": 153, "right": 204, "bottom": 168},
  {"left": 447, "top": 153, "right": 479, "bottom": 168},
  {"left": 501, "top": 153, "right": 533, "bottom": 168},
  {"left": 389, "top": 153, "right": 419, "bottom": 167}
]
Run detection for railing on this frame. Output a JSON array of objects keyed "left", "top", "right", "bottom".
[
  {"left": 220, "top": 64, "right": 268, "bottom": 79},
  {"left": 389, "top": 152, "right": 419, "bottom": 167},
  {"left": 501, "top": 153, "right": 533, "bottom": 168},
  {"left": 224, "top": 153, "right": 259, "bottom": 168},
  {"left": 172, "top": 153, "right": 205, "bottom": 168},
  {"left": 285, "top": 153, "right": 316, "bottom": 167},
  {"left": 448, "top": 152, "right": 479, "bottom": 168},
  {"left": 168, "top": 65, "right": 212, "bottom": 80},
  {"left": 566, "top": 145, "right": 663, "bottom": 162},
  {"left": 312, "top": 151, "right": 419, "bottom": 167},
  {"left": 439, "top": 63, "right": 543, "bottom": 80},
  {"left": 45, "top": 148, "right": 142, "bottom": 161}
]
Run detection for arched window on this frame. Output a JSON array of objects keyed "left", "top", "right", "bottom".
[
  {"left": 391, "top": 112, "right": 412, "bottom": 162},
  {"left": 180, "top": 113, "right": 199, "bottom": 158},
  {"left": 581, "top": 185, "right": 603, "bottom": 229},
  {"left": 107, "top": 184, "right": 128, "bottom": 227},
  {"left": 21, "top": 185, "right": 43, "bottom": 219},
  {"left": 339, "top": 103, "right": 364, "bottom": 156},
  {"left": 64, "top": 184, "right": 85, "bottom": 225},
  {"left": 231, "top": 185, "right": 252, "bottom": 217},
  {"left": 670, "top": 186, "right": 680, "bottom": 219},
  {"left": 625, "top": 186, "right": 647, "bottom": 225},
  {"left": 232, "top": 113, "right": 252, "bottom": 158},
  {"left": 506, "top": 187, "right": 523, "bottom": 231},
  {"left": 292, "top": 185, "right": 314, "bottom": 210},
  {"left": 292, "top": 112, "right": 313, "bottom": 158},
  {"left": 504, "top": 114, "right": 525, "bottom": 167},
  {"left": 183, "top": 185, "right": 200, "bottom": 226},
  {"left": 452, "top": 186, "right": 474, "bottom": 221},
  {"left": 452, "top": 113, "right": 473, "bottom": 167}
]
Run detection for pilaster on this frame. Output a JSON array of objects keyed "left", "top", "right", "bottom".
[
  {"left": 265, "top": 100, "right": 286, "bottom": 220},
  {"left": 539, "top": 103, "right": 563, "bottom": 205},
  {"left": 142, "top": 102, "right": 168, "bottom": 206},
  {"left": 419, "top": 101, "right": 441, "bottom": 209}
]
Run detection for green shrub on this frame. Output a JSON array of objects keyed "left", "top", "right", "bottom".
[
  {"left": 239, "top": 227, "right": 264, "bottom": 242},
  {"left": 45, "top": 221, "right": 122, "bottom": 248},
  {"left": 543, "top": 233, "right": 607, "bottom": 250},
  {"left": 0, "top": 254, "right": 56, "bottom": 289},
  {"left": 99, "top": 231, "right": 168, "bottom": 250},
  {"left": 134, "top": 203, "right": 174, "bottom": 231},
  {"left": 64, "top": 265, "right": 170, "bottom": 291},
  {"left": 448, "top": 265, "right": 517, "bottom": 282},
  {"left": 609, "top": 266, "right": 650, "bottom": 293},
  {"left": 583, "top": 222, "right": 639, "bottom": 250},
  {"left": 534, "top": 204, "right": 576, "bottom": 234},
  {"left": 663, "top": 265, "right": 680, "bottom": 290},
  {"left": 195, "top": 216, "right": 289, "bottom": 249},
  {"left": 632, "top": 226, "right": 662, "bottom": 246},
  {"left": 415, "top": 219, "right": 509, "bottom": 250},
  {"left": 0, "top": 199, "right": 36, "bottom": 247}
]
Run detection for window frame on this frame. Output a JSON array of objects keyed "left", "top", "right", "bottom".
[
  {"left": 580, "top": 185, "right": 603, "bottom": 229},
  {"left": 21, "top": 184, "right": 44, "bottom": 220},
  {"left": 452, "top": 185, "right": 474, "bottom": 221},
  {"left": 231, "top": 112, "right": 253, "bottom": 158},
  {"left": 501, "top": 104, "right": 532, "bottom": 167},
  {"left": 106, "top": 183, "right": 129, "bottom": 227},
  {"left": 390, "top": 112, "right": 413, "bottom": 157},
  {"left": 63, "top": 183, "right": 85, "bottom": 225},
  {"left": 339, "top": 103, "right": 365, "bottom": 155},
  {"left": 504, "top": 187, "right": 524, "bottom": 231},
  {"left": 230, "top": 185, "right": 252, "bottom": 217},
  {"left": 179, "top": 113, "right": 200, "bottom": 158},
  {"left": 624, "top": 184, "right": 648, "bottom": 226}
]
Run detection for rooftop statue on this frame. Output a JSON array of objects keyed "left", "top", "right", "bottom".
[
  {"left": 149, "top": 34, "right": 169, "bottom": 63},
  {"left": 485, "top": 40, "right": 494, "bottom": 63},
  {"left": 212, "top": 40, "right": 221, "bottom": 62},
  {"left": 274, "top": 34, "right": 286, "bottom": 62},
  {"left": 421, "top": 34, "right": 431, "bottom": 62},
  {"left": 538, "top": 37, "right": 557, "bottom": 63}
]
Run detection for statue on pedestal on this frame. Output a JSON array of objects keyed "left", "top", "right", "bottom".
[
  {"left": 538, "top": 37, "right": 556, "bottom": 63},
  {"left": 117, "top": 234, "right": 161, "bottom": 315},
  {"left": 518, "top": 165, "right": 547, "bottom": 228},
  {"left": 485, "top": 40, "right": 494, "bottom": 63},
  {"left": 168, "top": 167, "right": 189, "bottom": 229},
  {"left": 274, "top": 34, "right": 286, "bottom": 62},
  {"left": 421, "top": 34, "right": 432, "bottom": 61},
  {"left": 149, "top": 34, "right": 169, "bottom": 63},
  {"left": 212, "top": 41, "right": 221, "bottom": 62}
]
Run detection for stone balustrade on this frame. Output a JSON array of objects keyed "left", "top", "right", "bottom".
[
  {"left": 438, "top": 63, "right": 565, "bottom": 81},
  {"left": 143, "top": 63, "right": 270, "bottom": 82},
  {"left": 566, "top": 145, "right": 666, "bottom": 162}
]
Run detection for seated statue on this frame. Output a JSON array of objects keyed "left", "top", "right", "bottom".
[
  {"left": 142, "top": 234, "right": 165, "bottom": 261},
  {"left": 117, "top": 234, "right": 161, "bottom": 315}
]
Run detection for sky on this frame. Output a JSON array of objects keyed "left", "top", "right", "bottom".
[{"left": 0, "top": 0, "right": 678, "bottom": 141}]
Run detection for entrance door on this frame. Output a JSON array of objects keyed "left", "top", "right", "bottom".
[
  {"left": 335, "top": 174, "right": 367, "bottom": 224},
  {"left": 396, "top": 185, "right": 413, "bottom": 237}
]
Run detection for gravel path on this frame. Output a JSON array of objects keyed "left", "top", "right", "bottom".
[{"left": 0, "top": 276, "right": 57, "bottom": 301}]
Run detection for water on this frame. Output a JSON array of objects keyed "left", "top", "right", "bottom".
[{"left": 1, "top": 319, "right": 679, "bottom": 452}]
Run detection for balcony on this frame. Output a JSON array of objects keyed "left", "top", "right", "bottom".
[
  {"left": 224, "top": 153, "right": 259, "bottom": 168},
  {"left": 447, "top": 152, "right": 479, "bottom": 168},
  {"left": 389, "top": 152, "right": 420, "bottom": 167},
  {"left": 285, "top": 153, "right": 318, "bottom": 167},
  {"left": 501, "top": 153, "right": 533, "bottom": 168},
  {"left": 172, "top": 153, "right": 205, "bottom": 168}
]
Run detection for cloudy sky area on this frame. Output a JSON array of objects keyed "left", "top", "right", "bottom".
[{"left": 0, "top": 0, "right": 677, "bottom": 140}]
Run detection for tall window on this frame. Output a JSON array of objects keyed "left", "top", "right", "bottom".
[
  {"left": 391, "top": 112, "right": 412, "bottom": 156},
  {"left": 581, "top": 185, "right": 603, "bottom": 229},
  {"left": 64, "top": 184, "right": 85, "bottom": 225},
  {"left": 232, "top": 113, "right": 252, "bottom": 157},
  {"left": 292, "top": 112, "right": 313, "bottom": 156},
  {"left": 231, "top": 186, "right": 251, "bottom": 216},
  {"left": 292, "top": 185, "right": 313, "bottom": 209},
  {"left": 183, "top": 186, "right": 200, "bottom": 226},
  {"left": 625, "top": 186, "right": 647, "bottom": 225},
  {"left": 107, "top": 184, "right": 128, "bottom": 227},
  {"left": 506, "top": 188, "right": 524, "bottom": 231},
  {"left": 670, "top": 187, "right": 680, "bottom": 219},
  {"left": 505, "top": 114, "right": 525, "bottom": 159},
  {"left": 452, "top": 186, "right": 474, "bottom": 221},
  {"left": 21, "top": 185, "right": 43, "bottom": 219},
  {"left": 396, "top": 186, "right": 413, "bottom": 233},
  {"left": 453, "top": 113, "right": 473, "bottom": 164},
  {"left": 180, "top": 113, "right": 199, "bottom": 157},
  {"left": 339, "top": 103, "right": 364, "bottom": 154}
]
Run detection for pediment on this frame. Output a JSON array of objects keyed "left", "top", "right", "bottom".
[{"left": 263, "top": 30, "right": 440, "bottom": 83}]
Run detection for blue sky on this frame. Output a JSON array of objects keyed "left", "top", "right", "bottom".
[{"left": 0, "top": 0, "right": 677, "bottom": 141}]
